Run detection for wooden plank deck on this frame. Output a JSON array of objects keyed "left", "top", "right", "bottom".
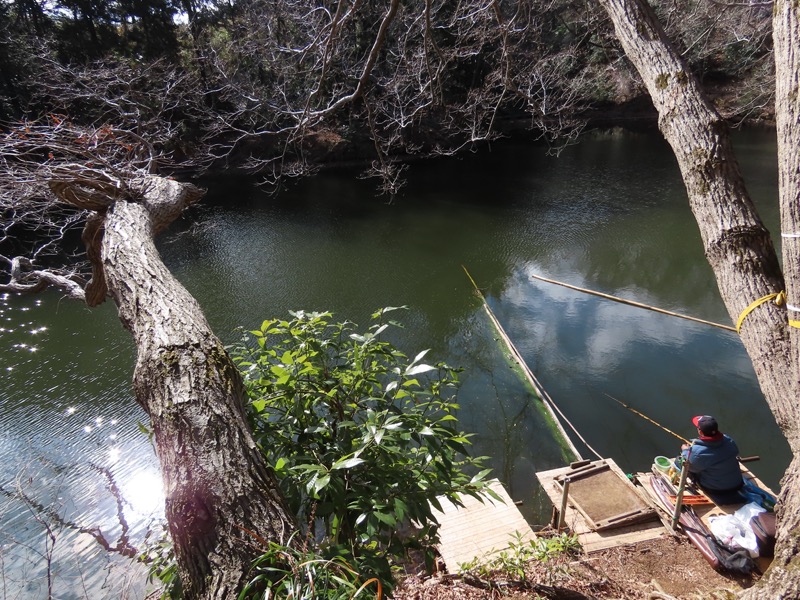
[
  {"left": 431, "top": 479, "right": 536, "bottom": 573},
  {"left": 536, "top": 459, "right": 670, "bottom": 553}
]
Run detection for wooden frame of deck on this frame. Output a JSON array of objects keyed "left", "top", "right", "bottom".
[{"left": 537, "top": 459, "right": 670, "bottom": 553}]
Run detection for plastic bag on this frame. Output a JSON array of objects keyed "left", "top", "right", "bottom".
[
  {"left": 709, "top": 513, "right": 760, "bottom": 558},
  {"left": 734, "top": 501, "right": 766, "bottom": 524}
]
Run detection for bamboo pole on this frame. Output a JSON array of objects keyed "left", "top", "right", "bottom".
[
  {"left": 530, "top": 273, "right": 736, "bottom": 332},
  {"left": 462, "top": 265, "right": 592, "bottom": 462},
  {"left": 671, "top": 461, "right": 690, "bottom": 530}
]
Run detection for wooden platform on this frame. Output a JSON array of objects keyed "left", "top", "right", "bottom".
[
  {"left": 431, "top": 479, "right": 536, "bottom": 572},
  {"left": 537, "top": 459, "right": 669, "bottom": 553}
]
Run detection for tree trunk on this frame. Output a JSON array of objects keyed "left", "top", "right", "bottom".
[
  {"left": 596, "top": 0, "right": 800, "bottom": 595},
  {"left": 52, "top": 176, "right": 297, "bottom": 599},
  {"left": 774, "top": 0, "right": 800, "bottom": 423}
]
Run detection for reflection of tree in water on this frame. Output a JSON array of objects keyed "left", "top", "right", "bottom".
[
  {"left": 0, "top": 454, "right": 154, "bottom": 598},
  {"left": 450, "top": 302, "right": 582, "bottom": 524},
  {"left": 459, "top": 357, "right": 562, "bottom": 525},
  {"left": 484, "top": 366, "right": 532, "bottom": 487}
]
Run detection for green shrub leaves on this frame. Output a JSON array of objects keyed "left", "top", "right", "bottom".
[{"left": 230, "top": 308, "right": 492, "bottom": 592}]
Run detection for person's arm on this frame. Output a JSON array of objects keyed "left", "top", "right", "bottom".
[
  {"left": 681, "top": 442, "right": 705, "bottom": 474},
  {"left": 680, "top": 442, "right": 692, "bottom": 461}
]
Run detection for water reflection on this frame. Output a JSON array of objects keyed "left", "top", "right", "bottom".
[
  {"left": 0, "top": 294, "right": 159, "bottom": 598},
  {"left": 120, "top": 470, "right": 165, "bottom": 519},
  {"left": 0, "top": 127, "right": 790, "bottom": 597},
  {"left": 494, "top": 260, "right": 787, "bottom": 484}
]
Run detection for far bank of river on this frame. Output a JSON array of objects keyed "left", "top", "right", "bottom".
[{"left": 0, "top": 126, "right": 790, "bottom": 598}]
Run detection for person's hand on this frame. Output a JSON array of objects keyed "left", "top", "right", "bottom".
[{"left": 681, "top": 443, "right": 690, "bottom": 451}]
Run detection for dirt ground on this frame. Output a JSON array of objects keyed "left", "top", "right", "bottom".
[{"left": 392, "top": 534, "right": 758, "bottom": 599}]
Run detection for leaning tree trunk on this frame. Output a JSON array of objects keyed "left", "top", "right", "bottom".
[
  {"left": 596, "top": 0, "right": 800, "bottom": 596},
  {"left": 51, "top": 176, "right": 297, "bottom": 599}
]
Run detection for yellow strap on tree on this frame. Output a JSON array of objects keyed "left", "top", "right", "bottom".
[{"left": 736, "top": 291, "right": 786, "bottom": 333}]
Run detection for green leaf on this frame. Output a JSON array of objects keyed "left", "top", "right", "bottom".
[
  {"left": 270, "top": 365, "right": 288, "bottom": 377},
  {"left": 292, "top": 464, "right": 325, "bottom": 473},
  {"left": 406, "top": 364, "right": 435, "bottom": 376},
  {"left": 312, "top": 474, "right": 331, "bottom": 495},
  {"left": 470, "top": 469, "right": 493, "bottom": 484},
  {"left": 410, "top": 349, "right": 429, "bottom": 365},
  {"left": 377, "top": 305, "right": 406, "bottom": 315},
  {"left": 394, "top": 498, "right": 408, "bottom": 522},
  {"left": 484, "top": 487, "right": 504, "bottom": 503},
  {"left": 332, "top": 457, "right": 365, "bottom": 470},
  {"left": 373, "top": 511, "right": 396, "bottom": 526}
]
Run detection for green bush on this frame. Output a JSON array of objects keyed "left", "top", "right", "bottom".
[{"left": 230, "top": 307, "right": 494, "bottom": 588}]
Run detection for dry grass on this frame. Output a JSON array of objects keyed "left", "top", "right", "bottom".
[{"left": 392, "top": 535, "right": 759, "bottom": 599}]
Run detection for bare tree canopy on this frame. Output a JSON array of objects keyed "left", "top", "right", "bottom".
[{"left": 0, "top": 0, "right": 774, "bottom": 189}]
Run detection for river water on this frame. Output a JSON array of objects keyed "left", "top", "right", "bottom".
[{"left": 0, "top": 127, "right": 790, "bottom": 598}]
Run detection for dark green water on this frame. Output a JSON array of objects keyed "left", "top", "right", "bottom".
[{"left": 0, "top": 127, "right": 790, "bottom": 597}]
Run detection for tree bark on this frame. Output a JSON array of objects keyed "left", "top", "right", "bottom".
[
  {"left": 774, "top": 0, "right": 800, "bottom": 424},
  {"left": 747, "top": 3, "right": 800, "bottom": 598},
  {"left": 51, "top": 176, "right": 297, "bottom": 599},
  {"left": 596, "top": 0, "right": 800, "bottom": 595}
]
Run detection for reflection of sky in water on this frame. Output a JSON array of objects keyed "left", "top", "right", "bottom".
[
  {"left": 490, "top": 263, "right": 788, "bottom": 487},
  {"left": 1, "top": 293, "right": 161, "bottom": 598}
]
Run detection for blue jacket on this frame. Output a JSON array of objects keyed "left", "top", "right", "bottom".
[{"left": 681, "top": 434, "right": 742, "bottom": 492}]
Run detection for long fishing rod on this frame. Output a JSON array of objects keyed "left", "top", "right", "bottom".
[
  {"left": 604, "top": 393, "right": 689, "bottom": 444},
  {"left": 608, "top": 394, "right": 764, "bottom": 466}
]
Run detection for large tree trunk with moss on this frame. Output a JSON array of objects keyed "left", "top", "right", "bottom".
[
  {"left": 596, "top": 0, "right": 800, "bottom": 595},
  {"left": 50, "top": 176, "right": 297, "bottom": 600}
]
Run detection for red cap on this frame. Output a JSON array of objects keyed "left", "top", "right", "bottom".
[{"left": 692, "top": 415, "right": 718, "bottom": 436}]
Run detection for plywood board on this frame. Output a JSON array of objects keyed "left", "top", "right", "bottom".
[
  {"left": 537, "top": 459, "right": 669, "bottom": 553},
  {"left": 431, "top": 479, "right": 535, "bottom": 573}
]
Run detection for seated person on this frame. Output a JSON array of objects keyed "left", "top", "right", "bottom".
[{"left": 680, "top": 415, "right": 744, "bottom": 505}]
